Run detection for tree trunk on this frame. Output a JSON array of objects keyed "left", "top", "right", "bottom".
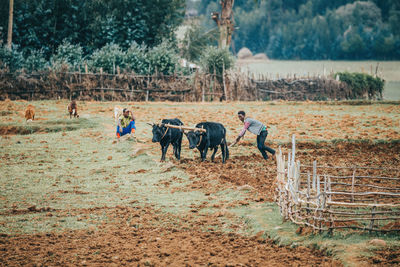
[
  {"left": 7, "top": 0, "right": 14, "bottom": 49},
  {"left": 214, "top": 0, "right": 234, "bottom": 49}
]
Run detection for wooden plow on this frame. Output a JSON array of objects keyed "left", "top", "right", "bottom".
[
  {"left": 275, "top": 135, "right": 400, "bottom": 234},
  {"left": 150, "top": 123, "right": 207, "bottom": 133}
]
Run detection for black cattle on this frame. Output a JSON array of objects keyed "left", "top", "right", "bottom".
[
  {"left": 150, "top": 118, "right": 184, "bottom": 161},
  {"left": 185, "top": 122, "right": 229, "bottom": 163}
]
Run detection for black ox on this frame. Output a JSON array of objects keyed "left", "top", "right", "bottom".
[
  {"left": 150, "top": 118, "right": 184, "bottom": 161},
  {"left": 185, "top": 122, "right": 229, "bottom": 163}
]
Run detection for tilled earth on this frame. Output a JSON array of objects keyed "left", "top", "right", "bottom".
[
  {"left": 1, "top": 142, "right": 399, "bottom": 266},
  {"left": 179, "top": 142, "right": 400, "bottom": 203},
  {"left": 0, "top": 206, "right": 340, "bottom": 266},
  {"left": 1, "top": 101, "right": 400, "bottom": 266}
]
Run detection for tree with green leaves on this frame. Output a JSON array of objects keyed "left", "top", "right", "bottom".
[{"left": 0, "top": 0, "right": 185, "bottom": 57}]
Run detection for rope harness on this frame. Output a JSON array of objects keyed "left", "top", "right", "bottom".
[
  {"left": 160, "top": 124, "right": 184, "bottom": 140},
  {"left": 196, "top": 133, "right": 203, "bottom": 147},
  {"left": 160, "top": 126, "right": 169, "bottom": 140},
  {"left": 196, "top": 126, "right": 205, "bottom": 147}
]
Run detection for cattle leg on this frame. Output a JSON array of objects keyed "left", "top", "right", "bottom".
[
  {"left": 198, "top": 150, "right": 203, "bottom": 160},
  {"left": 201, "top": 146, "right": 209, "bottom": 162},
  {"left": 177, "top": 135, "right": 182, "bottom": 160},
  {"left": 220, "top": 143, "right": 226, "bottom": 163},
  {"left": 211, "top": 147, "right": 218, "bottom": 162},
  {"left": 161, "top": 142, "right": 170, "bottom": 161},
  {"left": 225, "top": 141, "right": 229, "bottom": 160},
  {"left": 223, "top": 137, "right": 229, "bottom": 161},
  {"left": 173, "top": 143, "right": 180, "bottom": 160}
]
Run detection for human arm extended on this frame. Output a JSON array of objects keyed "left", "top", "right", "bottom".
[{"left": 236, "top": 121, "right": 250, "bottom": 142}]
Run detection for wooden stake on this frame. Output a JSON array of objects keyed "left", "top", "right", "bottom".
[
  {"left": 369, "top": 205, "right": 376, "bottom": 233},
  {"left": 351, "top": 168, "right": 356, "bottom": 203},
  {"left": 222, "top": 63, "right": 227, "bottom": 101},
  {"left": 312, "top": 160, "right": 317, "bottom": 190}
]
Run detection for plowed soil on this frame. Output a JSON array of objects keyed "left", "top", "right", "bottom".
[
  {"left": 178, "top": 142, "right": 400, "bottom": 204},
  {"left": 0, "top": 206, "right": 340, "bottom": 266},
  {"left": 1, "top": 100, "right": 399, "bottom": 266},
  {"left": 368, "top": 247, "right": 400, "bottom": 266}
]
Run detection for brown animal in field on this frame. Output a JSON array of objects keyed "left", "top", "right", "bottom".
[
  {"left": 67, "top": 100, "right": 79, "bottom": 119},
  {"left": 25, "top": 105, "right": 35, "bottom": 122}
]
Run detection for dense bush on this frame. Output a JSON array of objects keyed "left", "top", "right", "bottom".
[
  {"left": 51, "top": 41, "right": 83, "bottom": 71},
  {"left": 147, "top": 42, "right": 180, "bottom": 75},
  {"left": 0, "top": 45, "right": 23, "bottom": 72},
  {"left": 200, "top": 46, "right": 235, "bottom": 81},
  {"left": 88, "top": 43, "right": 126, "bottom": 73},
  {"left": 0, "top": 0, "right": 185, "bottom": 58},
  {"left": 23, "top": 49, "right": 47, "bottom": 72},
  {"left": 336, "top": 72, "right": 384, "bottom": 99},
  {"left": 125, "top": 43, "right": 149, "bottom": 74}
]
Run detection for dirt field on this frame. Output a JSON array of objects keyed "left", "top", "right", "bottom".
[
  {"left": 1, "top": 100, "right": 400, "bottom": 266},
  {"left": 238, "top": 60, "right": 400, "bottom": 100}
]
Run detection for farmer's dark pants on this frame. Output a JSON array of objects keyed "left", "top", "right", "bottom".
[{"left": 257, "top": 130, "right": 275, "bottom": 159}]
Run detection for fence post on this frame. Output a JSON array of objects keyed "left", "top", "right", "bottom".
[
  {"left": 328, "top": 176, "right": 332, "bottom": 202},
  {"left": 351, "top": 168, "right": 356, "bottom": 203},
  {"left": 306, "top": 172, "right": 310, "bottom": 226},
  {"left": 222, "top": 63, "right": 227, "bottom": 101},
  {"left": 100, "top": 68, "right": 104, "bottom": 101},
  {"left": 202, "top": 79, "right": 205, "bottom": 102},
  {"left": 317, "top": 175, "right": 320, "bottom": 205},
  {"left": 212, "top": 67, "right": 217, "bottom": 101},
  {"left": 295, "top": 160, "right": 301, "bottom": 192},
  {"left": 291, "top": 134, "right": 296, "bottom": 167},
  {"left": 312, "top": 160, "right": 317, "bottom": 190},
  {"left": 369, "top": 205, "right": 376, "bottom": 233}
]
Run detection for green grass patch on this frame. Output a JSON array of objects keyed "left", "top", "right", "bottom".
[
  {"left": 0, "top": 118, "right": 97, "bottom": 135},
  {"left": 230, "top": 202, "right": 400, "bottom": 267}
]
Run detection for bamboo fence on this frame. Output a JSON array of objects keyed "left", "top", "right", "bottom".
[{"left": 275, "top": 135, "right": 400, "bottom": 233}]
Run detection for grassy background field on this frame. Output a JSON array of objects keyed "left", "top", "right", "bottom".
[
  {"left": 1, "top": 100, "right": 400, "bottom": 266},
  {"left": 237, "top": 60, "right": 400, "bottom": 100}
]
